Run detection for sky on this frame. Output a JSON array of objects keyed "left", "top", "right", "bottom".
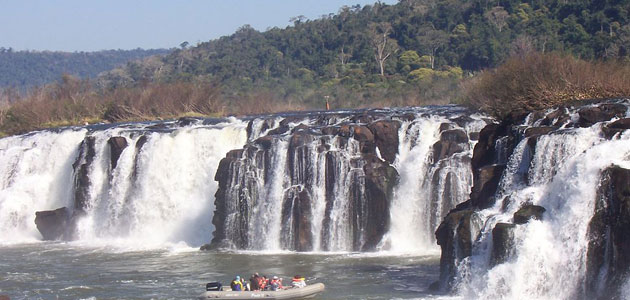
[{"left": 0, "top": 0, "right": 397, "bottom": 52}]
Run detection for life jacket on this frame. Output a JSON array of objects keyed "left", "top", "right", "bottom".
[
  {"left": 230, "top": 280, "right": 243, "bottom": 291},
  {"left": 270, "top": 279, "right": 282, "bottom": 290},
  {"left": 257, "top": 277, "right": 266, "bottom": 290},
  {"left": 291, "top": 277, "right": 306, "bottom": 288}
]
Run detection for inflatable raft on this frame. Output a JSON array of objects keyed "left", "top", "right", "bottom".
[{"left": 198, "top": 283, "right": 325, "bottom": 299}]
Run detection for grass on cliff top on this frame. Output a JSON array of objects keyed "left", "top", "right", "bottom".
[{"left": 465, "top": 52, "right": 630, "bottom": 118}]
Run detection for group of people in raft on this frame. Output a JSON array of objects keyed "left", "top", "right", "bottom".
[{"left": 230, "top": 273, "right": 306, "bottom": 291}]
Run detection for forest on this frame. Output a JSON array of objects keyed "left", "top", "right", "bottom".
[
  {"left": 0, "top": 48, "right": 169, "bottom": 92},
  {"left": 1, "top": 0, "right": 630, "bottom": 135}
]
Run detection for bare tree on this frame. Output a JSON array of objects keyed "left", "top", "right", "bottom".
[
  {"left": 369, "top": 22, "right": 399, "bottom": 76},
  {"left": 485, "top": 6, "right": 509, "bottom": 32},
  {"left": 417, "top": 26, "right": 449, "bottom": 69}
]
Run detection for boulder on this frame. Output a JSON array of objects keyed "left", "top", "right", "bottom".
[
  {"left": 491, "top": 222, "right": 516, "bottom": 266},
  {"left": 577, "top": 103, "right": 627, "bottom": 127},
  {"left": 432, "top": 129, "right": 468, "bottom": 162},
  {"left": 177, "top": 116, "right": 198, "bottom": 127},
  {"left": 524, "top": 127, "right": 555, "bottom": 138},
  {"left": 513, "top": 204, "right": 546, "bottom": 224},
  {"left": 602, "top": 118, "right": 630, "bottom": 139},
  {"left": 35, "top": 207, "right": 70, "bottom": 240},
  {"left": 435, "top": 209, "right": 479, "bottom": 290},
  {"left": 368, "top": 120, "right": 401, "bottom": 164},
  {"left": 267, "top": 125, "right": 289, "bottom": 136}
]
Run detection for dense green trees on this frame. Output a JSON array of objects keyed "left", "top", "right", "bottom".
[
  {"left": 1, "top": 0, "right": 630, "bottom": 135},
  {"left": 98, "top": 0, "right": 630, "bottom": 108}
]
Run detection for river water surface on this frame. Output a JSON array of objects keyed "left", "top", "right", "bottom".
[{"left": 0, "top": 243, "right": 443, "bottom": 299}]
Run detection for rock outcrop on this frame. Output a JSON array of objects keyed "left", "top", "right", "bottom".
[
  {"left": 435, "top": 100, "right": 630, "bottom": 293},
  {"left": 34, "top": 207, "right": 71, "bottom": 240},
  {"left": 210, "top": 114, "right": 403, "bottom": 251},
  {"left": 586, "top": 166, "right": 630, "bottom": 299}
]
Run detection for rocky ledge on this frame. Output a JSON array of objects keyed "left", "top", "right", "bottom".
[{"left": 434, "top": 99, "right": 630, "bottom": 296}]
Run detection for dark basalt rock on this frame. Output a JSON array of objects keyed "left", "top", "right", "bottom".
[
  {"left": 321, "top": 126, "right": 339, "bottom": 136},
  {"left": 267, "top": 125, "right": 289, "bottom": 136},
  {"left": 108, "top": 137, "right": 128, "bottom": 170},
  {"left": 177, "top": 117, "right": 198, "bottom": 127},
  {"left": 586, "top": 166, "right": 630, "bottom": 299},
  {"left": 539, "top": 108, "right": 570, "bottom": 127},
  {"left": 35, "top": 207, "right": 70, "bottom": 240},
  {"left": 361, "top": 154, "right": 398, "bottom": 251},
  {"left": 578, "top": 103, "right": 627, "bottom": 127},
  {"left": 432, "top": 129, "right": 468, "bottom": 162},
  {"left": 524, "top": 126, "right": 555, "bottom": 138},
  {"left": 254, "top": 136, "right": 273, "bottom": 150},
  {"left": 282, "top": 187, "right": 313, "bottom": 251},
  {"left": 470, "top": 164, "right": 506, "bottom": 209},
  {"left": 435, "top": 209, "right": 479, "bottom": 290},
  {"left": 246, "top": 118, "right": 275, "bottom": 139},
  {"left": 513, "top": 204, "right": 546, "bottom": 224},
  {"left": 491, "top": 222, "right": 516, "bottom": 266},
  {"left": 602, "top": 118, "right": 630, "bottom": 139},
  {"left": 368, "top": 120, "right": 401, "bottom": 164},
  {"left": 72, "top": 136, "right": 96, "bottom": 212}
]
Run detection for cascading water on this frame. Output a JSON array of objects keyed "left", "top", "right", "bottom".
[
  {"left": 0, "top": 119, "right": 248, "bottom": 248},
  {"left": 0, "top": 129, "right": 86, "bottom": 243},
  {"left": 447, "top": 102, "right": 630, "bottom": 300},
  {"left": 211, "top": 107, "right": 486, "bottom": 253},
  {"left": 381, "top": 116, "right": 481, "bottom": 253},
  {"left": 0, "top": 107, "right": 485, "bottom": 254}
]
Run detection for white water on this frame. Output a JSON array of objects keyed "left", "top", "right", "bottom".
[
  {"left": 0, "top": 120, "right": 247, "bottom": 248},
  {"left": 383, "top": 115, "right": 485, "bottom": 253},
  {"left": 0, "top": 129, "right": 86, "bottom": 243},
  {"left": 453, "top": 124, "right": 630, "bottom": 299},
  {"left": 0, "top": 108, "right": 483, "bottom": 254}
]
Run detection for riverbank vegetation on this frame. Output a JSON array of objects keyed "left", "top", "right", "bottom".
[
  {"left": 465, "top": 52, "right": 630, "bottom": 118},
  {"left": 1, "top": 0, "right": 630, "bottom": 135}
]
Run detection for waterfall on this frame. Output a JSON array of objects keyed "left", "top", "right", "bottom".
[
  {"left": 450, "top": 103, "right": 630, "bottom": 299},
  {"left": 212, "top": 107, "right": 486, "bottom": 252},
  {"left": 0, "top": 106, "right": 486, "bottom": 253},
  {"left": 0, "top": 129, "right": 86, "bottom": 243},
  {"left": 0, "top": 119, "right": 247, "bottom": 247}
]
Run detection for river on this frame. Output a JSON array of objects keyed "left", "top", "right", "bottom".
[{"left": 0, "top": 243, "right": 443, "bottom": 299}]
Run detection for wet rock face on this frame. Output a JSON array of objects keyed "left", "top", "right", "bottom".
[
  {"left": 586, "top": 166, "right": 630, "bottom": 299},
  {"left": 435, "top": 209, "right": 478, "bottom": 290},
  {"left": 432, "top": 129, "right": 468, "bottom": 162},
  {"left": 368, "top": 120, "right": 401, "bottom": 164},
  {"left": 602, "top": 118, "right": 630, "bottom": 139},
  {"left": 513, "top": 204, "right": 546, "bottom": 224},
  {"left": 577, "top": 103, "right": 627, "bottom": 127},
  {"left": 361, "top": 154, "right": 398, "bottom": 251},
  {"left": 108, "top": 137, "right": 128, "bottom": 170},
  {"left": 435, "top": 100, "right": 630, "bottom": 294},
  {"left": 72, "top": 136, "right": 96, "bottom": 212},
  {"left": 34, "top": 207, "right": 70, "bottom": 240},
  {"left": 491, "top": 222, "right": 516, "bottom": 266},
  {"left": 210, "top": 114, "right": 404, "bottom": 252}
]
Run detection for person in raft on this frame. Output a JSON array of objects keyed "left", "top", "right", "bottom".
[
  {"left": 291, "top": 275, "right": 306, "bottom": 288},
  {"left": 249, "top": 273, "right": 261, "bottom": 291},
  {"left": 269, "top": 275, "right": 283, "bottom": 291},
  {"left": 230, "top": 275, "right": 244, "bottom": 291}
]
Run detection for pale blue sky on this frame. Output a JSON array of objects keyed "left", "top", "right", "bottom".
[{"left": 0, "top": 0, "right": 397, "bottom": 52}]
